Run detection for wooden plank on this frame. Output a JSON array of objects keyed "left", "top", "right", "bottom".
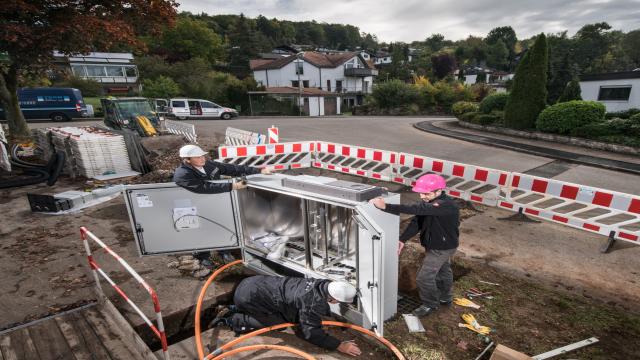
[
  {"left": 98, "top": 299, "right": 157, "bottom": 360},
  {"left": 18, "top": 329, "right": 38, "bottom": 360},
  {"left": 83, "top": 307, "right": 148, "bottom": 360},
  {"left": 55, "top": 312, "right": 111, "bottom": 360},
  {"left": 0, "top": 335, "right": 19, "bottom": 360},
  {"left": 26, "top": 319, "right": 75, "bottom": 360}
]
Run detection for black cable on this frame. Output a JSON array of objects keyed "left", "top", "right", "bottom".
[{"left": 173, "top": 214, "right": 238, "bottom": 242}]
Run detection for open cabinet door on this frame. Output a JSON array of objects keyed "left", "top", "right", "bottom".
[
  {"left": 124, "top": 182, "right": 241, "bottom": 256},
  {"left": 352, "top": 208, "right": 384, "bottom": 336}
]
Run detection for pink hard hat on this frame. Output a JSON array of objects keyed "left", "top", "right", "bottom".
[{"left": 412, "top": 174, "right": 447, "bottom": 193}]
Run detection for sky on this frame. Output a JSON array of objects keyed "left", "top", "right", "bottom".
[{"left": 178, "top": 0, "right": 640, "bottom": 42}]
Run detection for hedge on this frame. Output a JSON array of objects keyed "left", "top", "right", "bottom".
[
  {"left": 605, "top": 108, "right": 640, "bottom": 119},
  {"left": 536, "top": 100, "right": 606, "bottom": 134},
  {"left": 479, "top": 93, "right": 509, "bottom": 114},
  {"left": 452, "top": 101, "right": 479, "bottom": 117}
]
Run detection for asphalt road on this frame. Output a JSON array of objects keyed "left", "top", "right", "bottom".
[{"left": 28, "top": 116, "right": 640, "bottom": 194}]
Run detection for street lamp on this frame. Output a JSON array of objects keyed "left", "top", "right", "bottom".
[{"left": 297, "top": 52, "right": 303, "bottom": 116}]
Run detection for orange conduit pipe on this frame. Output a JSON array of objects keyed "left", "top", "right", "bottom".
[
  {"left": 195, "top": 259, "right": 243, "bottom": 360},
  {"left": 206, "top": 321, "right": 405, "bottom": 360},
  {"left": 211, "top": 344, "right": 315, "bottom": 360}
]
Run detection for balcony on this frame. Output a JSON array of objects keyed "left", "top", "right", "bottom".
[{"left": 344, "top": 68, "right": 378, "bottom": 77}]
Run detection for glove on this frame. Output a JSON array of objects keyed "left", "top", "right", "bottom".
[
  {"left": 232, "top": 181, "right": 247, "bottom": 190},
  {"left": 454, "top": 298, "right": 481, "bottom": 309},
  {"left": 459, "top": 314, "right": 491, "bottom": 335}
]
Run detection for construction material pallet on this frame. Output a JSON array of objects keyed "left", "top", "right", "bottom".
[{"left": 0, "top": 298, "right": 156, "bottom": 360}]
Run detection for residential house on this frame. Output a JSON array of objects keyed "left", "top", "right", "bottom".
[
  {"left": 52, "top": 51, "right": 139, "bottom": 94},
  {"left": 251, "top": 51, "right": 378, "bottom": 109},
  {"left": 580, "top": 70, "right": 640, "bottom": 112}
]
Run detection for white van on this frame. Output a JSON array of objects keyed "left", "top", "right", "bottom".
[{"left": 168, "top": 98, "right": 239, "bottom": 120}]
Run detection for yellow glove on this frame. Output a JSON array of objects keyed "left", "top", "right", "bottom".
[
  {"left": 459, "top": 314, "right": 491, "bottom": 335},
  {"left": 454, "top": 297, "right": 481, "bottom": 309}
]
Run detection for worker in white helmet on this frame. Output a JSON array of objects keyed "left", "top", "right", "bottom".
[
  {"left": 173, "top": 144, "right": 272, "bottom": 269},
  {"left": 212, "top": 275, "right": 361, "bottom": 357}
]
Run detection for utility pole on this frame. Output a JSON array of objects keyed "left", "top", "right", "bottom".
[{"left": 297, "top": 52, "right": 303, "bottom": 116}]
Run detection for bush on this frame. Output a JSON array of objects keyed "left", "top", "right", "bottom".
[
  {"left": 630, "top": 113, "right": 640, "bottom": 123},
  {"left": 452, "top": 101, "right": 479, "bottom": 117},
  {"left": 477, "top": 113, "right": 500, "bottom": 125},
  {"left": 54, "top": 76, "right": 103, "bottom": 97},
  {"left": 460, "top": 111, "right": 479, "bottom": 122},
  {"left": 604, "top": 108, "right": 640, "bottom": 119},
  {"left": 570, "top": 121, "right": 616, "bottom": 138},
  {"left": 479, "top": 93, "right": 509, "bottom": 114},
  {"left": 141, "top": 76, "right": 181, "bottom": 99},
  {"left": 536, "top": 100, "right": 606, "bottom": 134},
  {"left": 371, "top": 80, "right": 420, "bottom": 109}
]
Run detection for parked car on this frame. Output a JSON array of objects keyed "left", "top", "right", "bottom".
[
  {"left": 0, "top": 87, "right": 88, "bottom": 121},
  {"left": 168, "top": 98, "right": 238, "bottom": 120}
]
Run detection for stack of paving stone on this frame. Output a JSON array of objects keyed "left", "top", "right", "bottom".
[{"left": 48, "top": 127, "right": 133, "bottom": 178}]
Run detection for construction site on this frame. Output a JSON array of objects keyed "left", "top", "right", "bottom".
[{"left": 1, "top": 114, "right": 639, "bottom": 360}]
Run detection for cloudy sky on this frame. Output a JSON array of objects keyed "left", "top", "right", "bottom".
[{"left": 178, "top": 0, "right": 640, "bottom": 42}]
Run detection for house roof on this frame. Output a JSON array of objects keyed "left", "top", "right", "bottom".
[
  {"left": 580, "top": 71, "right": 640, "bottom": 82},
  {"left": 251, "top": 51, "right": 369, "bottom": 71},
  {"left": 248, "top": 87, "right": 337, "bottom": 97},
  {"left": 249, "top": 59, "right": 274, "bottom": 69}
]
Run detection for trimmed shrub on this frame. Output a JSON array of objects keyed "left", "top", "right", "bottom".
[
  {"left": 452, "top": 101, "right": 479, "bottom": 117},
  {"left": 536, "top": 100, "right": 606, "bottom": 134},
  {"left": 477, "top": 113, "right": 500, "bottom": 125},
  {"left": 372, "top": 80, "right": 420, "bottom": 109},
  {"left": 605, "top": 108, "right": 640, "bottom": 119},
  {"left": 479, "top": 93, "right": 509, "bottom": 114},
  {"left": 570, "top": 121, "right": 617, "bottom": 138},
  {"left": 504, "top": 33, "right": 548, "bottom": 129},
  {"left": 460, "top": 111, "right": 479, "bottom": 122},
  {"left": 629, "top": 112, "right": 640, "bottom": 123},
  {"left": 557, "top": 76, "right": 582, "bottom": 103}
]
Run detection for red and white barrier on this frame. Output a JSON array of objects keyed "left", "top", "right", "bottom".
[
  {"left": 395, "top": 153, "right": 510, "bottom": 206},
  {"left": 313, "top": 142, "right": 398, "bottom": 182},
  {"left": 500, "top": 173, "right": 639, "bottom": 244},
  {"left": 218, "top": 141, "right": 314, "bottom": 171},
  {"left": 268, "top": 125, "right": 279, "bottom": 144},
  {"left": 80, "top": 227, "right": 170, "bottom": 360}
]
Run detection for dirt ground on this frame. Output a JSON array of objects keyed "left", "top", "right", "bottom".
[{"left": 1, "top": 132, "right": 639, "bottom": 360}]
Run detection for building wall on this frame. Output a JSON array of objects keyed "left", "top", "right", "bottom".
[{"left": 580, "top": 78, "right": 640, "bottom": 112}]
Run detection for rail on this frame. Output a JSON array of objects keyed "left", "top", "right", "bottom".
[{"left": 80, "top": 226, "right": 170, "bottom": 360}]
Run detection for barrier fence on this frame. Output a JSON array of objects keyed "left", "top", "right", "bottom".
[
  {"left": 80, "top": 227, "right": 170, "bottom": 360},
  {"left": 165, "top": 120, "right": 197, "bottom": 143},
  {"left": 225, "top": 127, "right": 267, "bottom": 146},
  {"left": 217, "top": 140, "right": 639, "bottom": 250}
]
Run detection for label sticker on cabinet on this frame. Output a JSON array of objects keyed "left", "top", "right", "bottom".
[
  {"left": 173, "top": 207, "right": 199, "bottom": 230},
  {"left": 136, "top": 194, "right": 153, "bottom": 208}
]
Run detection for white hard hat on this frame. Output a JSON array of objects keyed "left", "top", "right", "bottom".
[
  {"left": 179, "top": 144, "right": 208, "bottom": 158},
  {"left": 328, "top": 281, "right": 357, "bottom": 303}
]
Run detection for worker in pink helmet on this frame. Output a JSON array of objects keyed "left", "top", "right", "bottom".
[{"left": 370, "top": 174, "right": 459, "bottom": 318}]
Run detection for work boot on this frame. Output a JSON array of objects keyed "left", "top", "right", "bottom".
[
  {"left": 412, "top": 305, "right": 437, "bottom": 317},
  {"left": 439, "top": 300, "right": 453, "bottom": 306}
]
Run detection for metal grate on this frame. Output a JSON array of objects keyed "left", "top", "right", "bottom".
[{"left": 397, "top": 292, "right": 422, "bottom": 314}]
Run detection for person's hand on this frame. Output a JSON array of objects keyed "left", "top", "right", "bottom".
[
  {"left": 398, "top": 241, "right": 405, "bottom": 255},
  {"left": 232, "top": 181, "right": 247, "bottom": 190},
  {"left": 369, "top": 197, "right": 386, "bottom": 209},
  {"left": 337, "top": 340, "right": 361, "bottom": 357},
  {"left": 261, "top": 167, "right": 273, "bottom": 175}
]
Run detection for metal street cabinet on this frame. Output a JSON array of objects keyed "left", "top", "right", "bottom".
[{"left": 123, "top": 173, "right": 400, "bottom": 335}]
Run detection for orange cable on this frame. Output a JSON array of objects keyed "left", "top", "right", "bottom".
[{"left": 211, "top": 344, "right": 315, "bottom": 360}]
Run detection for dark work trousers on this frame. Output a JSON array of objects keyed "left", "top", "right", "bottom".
[
  {"left": 416, "top": 248, "right": 457, "bottom": 308},
  {"left": 229, "top": 312, "right": 286, "bottom": 334}
]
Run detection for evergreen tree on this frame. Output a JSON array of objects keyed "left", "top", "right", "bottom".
[
  {"left": 557, "top": 76, "right": 582, "bottom": 103},
  {"left": 504, "top": 33, "right": 549, "bottom": 129},
  {"left": 547, "top": 52, "right": 572, "bottom": 104},
  {"left": 227, "top": 14, "right": 260, "bottom": 78}
]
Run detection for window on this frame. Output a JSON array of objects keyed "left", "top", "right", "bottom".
[
  {"left": 125, "top": 66, "right": 137, "bottom": 77},
  {"left": 295, "top": 60, "right": 304, "bottom": 75},
  {"left": 327, "top": 80, "right": 331, "bottom": 92},
  {"left": 291, "top": 80, "right": 300, "bottom": 88},
  {"left": 71, "top": 65, "right": 86, "bottom": 77},
  {"left": 85, "top": 65, "right": 106, "bottom": 77},
  {"left": 336, "top": 80, "right": 343, "bottom": 92},
  {"left": 201, "top": 102, "right": 220, "bottom": 108},
  {"left": 303, "top": 80, "right": 309, "bottom": 88},
  {"left": 172, "top": 101, "right": 186, "bottom": 107},
  {"left": 598, "top": 86, "right": 631, "bottom": 101},
  {"left": 106, "top": 66, "right": 124, "bottom": 77}
]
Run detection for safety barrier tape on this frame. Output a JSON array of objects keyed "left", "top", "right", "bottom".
[
  {"left": 499, "top": 173, "right": 639, "bottom": 244},
  {"left": 80, "top": 227, "right": 170, "bottom": 359},
  {"left": 218, "top": 141, "right": 314, "bottom": 171},
  {"left": 313, "top": 142, "right": 397, "bottom": 182},
  {"left": 395, "top": 153, "right": 510, "bottom": 206}
]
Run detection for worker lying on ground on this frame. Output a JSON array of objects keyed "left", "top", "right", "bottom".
[
  {"left": 212, "top": 275, "right": 362, "bottom": 357},
  {"left": 173, "top": 144, "right": 272, "bottom": 269},
  {"left": 370, "top": 174, "right": 460, "bottom": 318}
]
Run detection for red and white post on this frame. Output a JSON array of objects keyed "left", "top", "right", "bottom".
[{"left": 268, "top": 125, "right": 279, "bottom": 144}]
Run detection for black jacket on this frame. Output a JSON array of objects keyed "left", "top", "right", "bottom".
[
  {"left": 233, "top": 275, "right": 341, "bottom": 350},
  {"left": 172, "top": 160, "right": 260, "bottom": 194},
  {"left": 382, "top": 193, "right": 460, "bottom": 250}
]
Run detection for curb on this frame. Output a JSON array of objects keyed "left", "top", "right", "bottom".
[{"left": 413, "top": 120, "right": 640, "bottom": 175}]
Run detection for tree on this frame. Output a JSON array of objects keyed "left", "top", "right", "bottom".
[
  {"left": 504, "top": 33, "right": 548, "bottom": 129},
  {"left": 431, "top": 53, "right": 457, "bottom": 79},
  {"left": 486, "top": 39, "right": 509, "bottom": 70},
  {"left": 573, "top": 22, "right": 613, "bottom": 73},
  {"left": 142, "top": 76, "right": 181, "bottom": 99},
  {"left": 227, "top": 14, "right": 261, "bottom": 78},
  {"left": 0, "top": 0, "right": 177, "bottom": 139},
  {"left": 486, "top": 26, "right": 517, "bottom": 67},
  {"left": 622, "top": 29, "right": 640, "bottom": 67},
  {"left": 547, "top": 52, "right": 573, "bottom": 104},
  {"left": 159, "top": 17, "right": 224, "bottom": 64},
  {"left": 557, "top": 76, "right": 582, "bottom": 103},
  {"left": 425, "top": 34, "right": 446, "bottom": 52}
]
